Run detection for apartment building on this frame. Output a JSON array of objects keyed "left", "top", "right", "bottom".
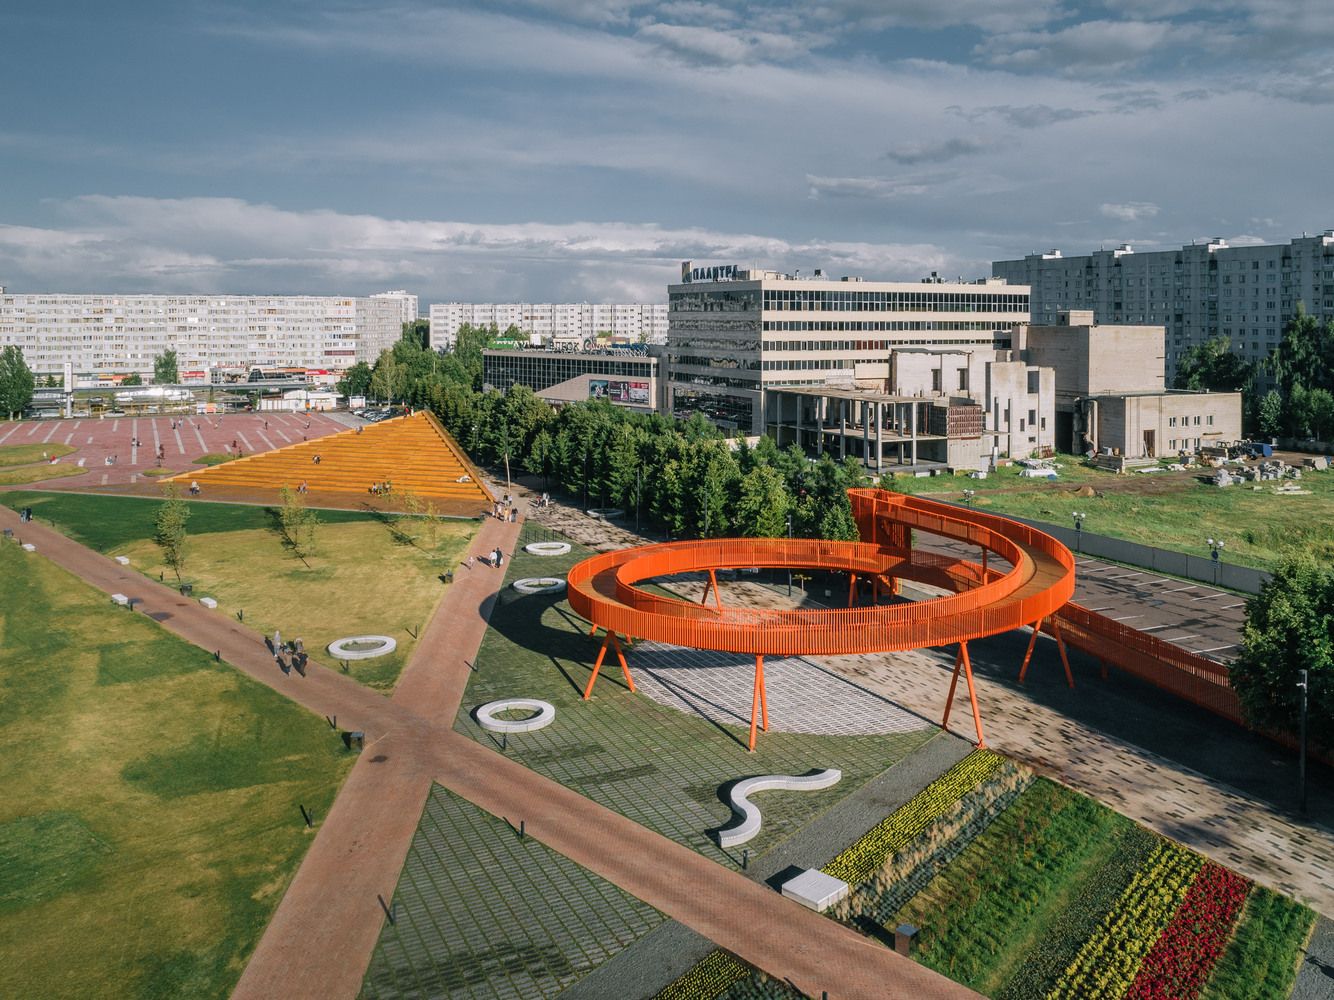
[
  {"left": 371, "top": 289, "right": 419, "bottom": 326},
  {"left": 429, "top": 302, "right": 668, "bottom": 349},
  {"left": 667, "top": 263, "right": 1030, "bottom": 436},
  {"left": 0, "top": 289, "right": 415, "bottom": 379},
  {"left": 993, "top": 230, "right": 1334, "bottom": 376}
]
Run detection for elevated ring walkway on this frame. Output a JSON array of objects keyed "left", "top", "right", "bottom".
[{"left": 567, "top": 489, "right": 1076, "bottom": 749}]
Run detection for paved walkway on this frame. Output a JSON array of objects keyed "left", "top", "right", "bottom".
[{"left": 4, "top": 507, "right": 976, "bottom": 1000}]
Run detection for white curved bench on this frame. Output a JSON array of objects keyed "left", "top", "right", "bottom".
[
  {"left": 524, "top": 541, "right": 572, "bottom": 556},
  {"left": 327, "top": 635, "right": 397, "bottom": 660},
  {"left": 512, "top": 577, "right": 567, "bottom": 595},
  {"left": 476, "top": 699, "right": 556, "bottom": 734},
  {"left": 716, "top": 769, "right": 842, "bottom": 848}
]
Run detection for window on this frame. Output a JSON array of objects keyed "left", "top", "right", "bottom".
[
  {"left": 1169, "top": 416, "right": 1177, "bottom": 427},
  {"left": 931, "top": 370, "right": 942, "bottom": 392},
  {"left": 1194, "top": 415, "right": 1202, "bottom": 425},
  {"left": 958, "top": 369, "right": 968, "bottom": 391},
  {"left": 1207, "top": 415, "right": 1214, "bottom": 425}
]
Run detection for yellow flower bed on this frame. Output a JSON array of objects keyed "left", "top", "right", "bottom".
[
  {"left": 822, "top": 749, "right": 1004, "bottom": 886},
  {"left": 654, "top": 949, "right": 749, "bottom": 1000},
  {"left": 1046, "top": 841, "right": 1203, "bottom": 999}
]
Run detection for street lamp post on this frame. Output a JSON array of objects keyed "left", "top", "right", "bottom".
[
  {"left": 787, "top": 512, "right": 794, "bottom": 597},
  {"left": 1207, "top": 537, "right": 1225, "bottom": 585},
  {"left": 1298, "top": 669, "right": 1309, "bottom": 815},
  {"left": 1072, "top": 511, "right": 1086, "bottom": 553},
  {"left": 962, "top": 489, "right": 975, "bottom": 508}
]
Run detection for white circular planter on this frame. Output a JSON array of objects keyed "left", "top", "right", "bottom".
[
  {"left": 586, "top": 507, "right": 624, "bottom": 519},
  {"left": 476, "top": 699, "right": 556, "bottom": 734},
  {"left": 524, "top": 541, "right": 572, "bottom": 556},
  {"left": 327, "top": 635, "right": 398, "bottom": 660},
  {"left": 512, "top": 577, "right": 567, "bottom": 595}
]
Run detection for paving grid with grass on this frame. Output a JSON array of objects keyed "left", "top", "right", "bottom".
[
  {"left": 453, "top": 534, "right": 936, "bottom": 868},
  {"left": 0, "top": 536, "right": 353, "bottom": 999},
  {"left": 359, "top": 785, "right": 664, "bottom": 1000}
]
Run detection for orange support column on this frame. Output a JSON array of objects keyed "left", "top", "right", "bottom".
[
  {"left": 610, "top": 631, "right": 636, "bottom": 693},
  {"left": 959, "top": 641, "right": 986, "bottom": 748},
  {"left": 749, "top": 654, "right": 768, "bottom": 752},
  {"left": 941, "top": 645, "right": 964, "bottom": 730},
  {"left": 757, "top": 654, "right": 768, "bottom": 732},
  {"left": 1018, "top": 617, "right": 1044, "bottom": 683},
  {"left": 583, "top": 630, "right": 612, "bottom": 699},
  {"left": 1049, "top": 618, "right": 1074, "bottom": 688}
]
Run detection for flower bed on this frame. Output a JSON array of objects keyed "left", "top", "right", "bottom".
[
  {"left": 1048, "top": 842, "right": 1204, "bottom": 999},
  {"left": 1126, "top": 862, "right": 1248, "bottom": 1000},
  {"left": 654, "top": 949, "right": 748, "bottom": 1000},
  {"left": 822, "top": 749, "right": 1005, "bottom": 887}
]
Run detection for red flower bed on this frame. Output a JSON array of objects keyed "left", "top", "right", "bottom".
[{"left": 1126, "top": 862, "right": 1249, "bottom": 1000}]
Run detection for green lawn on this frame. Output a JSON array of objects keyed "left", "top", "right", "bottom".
[
  {"left": 889, "top": 453, "right": 1334, "bottom": 571},
  {"left": 0, "top": 537, "right": 353, "bottom": 999},
  {"left": 1200, "top": 886, "right": 1315, "bottom": 1000},
  {"left": 0, "top": 442, "right": 77, "bottom": 466},
  {"left": 1, "top": 491, "right": 479, "bottom": 690}
]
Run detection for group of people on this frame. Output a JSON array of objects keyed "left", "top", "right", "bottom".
[
  {"left": 493, "top": 494, "right": 519, "bottom": 522},
  {"left": 188, "top": 481, "right": 202, "bottom": 496},
  {"left": 102, "top": 455, "right": 119, "bottom": 466},
  {"left": 368, "top": 480, "right": 393, "bottom": 496}
]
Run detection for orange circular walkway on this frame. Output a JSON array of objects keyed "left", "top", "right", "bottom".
[{"left": 567, "top": 488, "right": 1076, "bottom": 749}]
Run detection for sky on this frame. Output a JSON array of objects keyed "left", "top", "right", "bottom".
[{"left": 2, "top": 0, "right": 1332, "bottom": 304}]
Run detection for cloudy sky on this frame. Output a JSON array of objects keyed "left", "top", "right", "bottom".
[{"left": 3, "top": 0, "right": 1331, "bottom": 303}]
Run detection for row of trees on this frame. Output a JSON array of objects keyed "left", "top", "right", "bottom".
[{"left": 0, "top": 345, "right": 35, "bottom": 420}]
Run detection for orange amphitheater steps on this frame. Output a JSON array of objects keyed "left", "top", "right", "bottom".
[{"left": 170, "top": 412, "right": 495, "bottom": 514}]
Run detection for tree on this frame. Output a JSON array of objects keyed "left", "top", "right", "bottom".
[
  {"left": 153, "top": 349, "right": 179, "bottom": 385},
  {"left": 401, "top": 319, "right": 430, "bottom": 350},
  {"left": 337, "top": 361, "right": 373, "bottom": 398},
  {"left": 154, "top": 485, "right": 191, "bottom": 581},
  {"left": 369, "top": 349, "right": 403, "bottom": 403},
  {"left": 1266, "top": 304, "right": 1334, "bottom": 399},
  {"left": 1173, "top": 336, "right": 1254, "bottom": 393},
  {"left": 0, "top": 345, "right": 35, "bottom": 419},
  {"left": 121, "top": 372, "right": 143, "bottom": 387},
  {"left": 735, "top": 465, "right": 791, "bottom": 538},
  {"left": 277, "top": 485, "right": 319, "bottom": 562},
  {"left": 1232, "top": 555, "right": 1333, "bottom": 747},
  {"left": 1257, "top": 389, "right": 1284, "bottom": 440}
]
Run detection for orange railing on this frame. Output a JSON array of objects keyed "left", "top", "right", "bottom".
[{"left": 566, "top": 489, "right": 1076, "bottom": 657}]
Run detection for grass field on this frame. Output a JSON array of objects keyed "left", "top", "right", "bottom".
[
  {"left": 0, "top": 538, "right": 353, "bottom": 999},
  {"left": 1, "top": 491, "right": 480, "bottom": 690},
  {"left": 0, "top": 442, "right": 77, "bottom": 466},
  {"left": 890, "top": 454, "right": 1334, "bottom": 571}
]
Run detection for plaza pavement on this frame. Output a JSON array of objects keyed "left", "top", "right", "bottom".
[{"left": 2, "top": 505, "right": 978, "bottom": 1000}]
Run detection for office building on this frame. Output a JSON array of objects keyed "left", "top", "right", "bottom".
[
  {"left": 667, "top": 263, "right": 1030, "bottom": 436},
  {"left": 0, "top": 289, "right": 416, "bottom": 380},
  {"left": 482, "top": 347, "right": 660, "bottom": 413},
  {"left": 993, "top": 230, "right": 1334, "bottom": 376},
  {"left": 429, "top": 302, "right": 668, "bottom": 350}
]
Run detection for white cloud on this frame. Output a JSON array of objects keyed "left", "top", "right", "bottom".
[
  {"left": 1100, "top": 202, "right": 1160, "bottom": 222},
  {"left": 635, "top": 22, "right": 816, "bottom": 64},
  {"left": 806, "top": 175, "right": 930, "bottom": 199},
  {"left": 0, "top": 196, "right": 964, "bottom": 302},
  {"left": 977, "top": 20, "right": 1174, "bottom": 73}
]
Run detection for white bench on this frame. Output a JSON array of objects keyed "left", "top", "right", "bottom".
[
  {"left": 111, "top": 593, "right": 129, "bottom": 606},
  {"left": 781, "top": 869, "right": 849, "bottom": 912},
  {"left": 21, "top": 543, "right": 36, "bottom": 552},
  {"left": 716, "top": 769, "right": 841, "bottom": 848},
  {"left": 476, "top": 699, "right": 556, "bottom": 734},
  {"left": 114, "top": 555, "right": 130, "bottom": 566},
  {"left": 199, "top": 597, "right": 218, "bottom": 609}
]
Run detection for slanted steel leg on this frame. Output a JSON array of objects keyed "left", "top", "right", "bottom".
[
  {"left": 610, "top": 631, "right": 635, "bottom": 692},
  {"left": 583, "top": 630, "right": 611, "bottom": 700},
  {"left": 942, "top": 645, "right": 964, "bottom": 730},
  {"left": 1018, "top": 617, "right": 1043, "bottom": 682},
  {"left": 960, "top": 641, "right": 986, "bottom": 748},
  {"left": 1050, "top": 619, "right": 1074, "bottom": 688},
  {"left": 749, "top": 654, "right": 767, "bottom": 751}
]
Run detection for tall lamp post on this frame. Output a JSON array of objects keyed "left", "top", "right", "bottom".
[
  {"left": 1207, "top": 537, "right": 1225, "bottom": 585},
  {"left": 1072, "top": 511, "right": 1086, "bottom": 553},
  {"left": 962, "top": 489, "right": 976, "bottom": 508},
  {"left": 786, "top": 511, "right": 794, "bottom": 597},
  {"left": 1298, "top": 668, "right": 1309, "bottom": 815}
]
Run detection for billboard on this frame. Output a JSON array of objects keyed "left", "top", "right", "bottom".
[{"left": 589, "top": 379, "right": 650, "bottom": 405}]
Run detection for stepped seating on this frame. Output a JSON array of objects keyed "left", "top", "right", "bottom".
[{"left": 171, "top": 412, "right": 495, "bottom": 510}]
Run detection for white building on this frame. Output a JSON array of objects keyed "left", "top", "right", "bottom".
[
  {"left": 993, "top": 230, "right": 1334, "bottom": 377},
  {"left": 429, "top": 302, "right": 668, "bottom": 349},
  {"left": 371, "top": 289, "right": 419, "bottom": 326},
  {"left": 0, "top": 290, "right": 415, "bottom": 380},
  {"left": 667, "top": 263, "right": 1030, "bottom": 436}
]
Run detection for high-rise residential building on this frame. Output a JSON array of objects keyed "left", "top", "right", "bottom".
[
  {"left": 666, "top": 263, "right": 1030, "bottom": 435},
  {"left": 428, "top": 302, "right": 668, "bottom": 349},
  {"left": 992, "top": 230, "right": 1334, "bottom": 377},
  {"left": 0, "top": 290, "right": 416, "bottom": 379},
  {"left": 371, "top": 289, "right": 419, "bottom": 327}
]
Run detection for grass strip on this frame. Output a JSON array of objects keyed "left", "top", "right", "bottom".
[
  {"left": 0, "top": 463, "right": 86, "bottom": 485},
  {"left": 1199, "top": 886, "right": 1316, "bottom": 1000},
  {"left": 0, "top": 443, "right": 76, "bottom": 466},
  {"left": 1047, "top": 841, "right": 1204, "bottom": 998},
  {"left": 997, "top": 821, "right": 1159, "bottom": 1000},
  {"left": 894, "top": 778, "right": 1126, "bottom": 993}
]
